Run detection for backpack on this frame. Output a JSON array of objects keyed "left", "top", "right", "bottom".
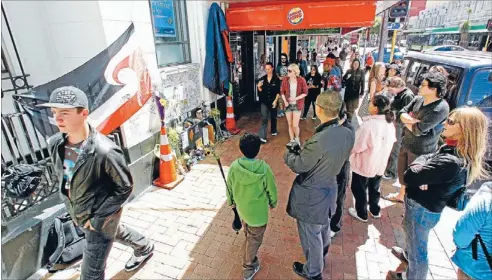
[
  {"left": 2, "top": 164, "right": 44, "bottom": 198},
  {"left": 43, "top": 213, "right": 86, "bottom": 272}
]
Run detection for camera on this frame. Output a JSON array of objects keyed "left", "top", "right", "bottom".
[{"left": 287, "top": 142, "right": 301, "bottom": 154}]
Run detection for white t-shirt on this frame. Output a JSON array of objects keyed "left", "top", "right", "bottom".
[{"left": 289, "top": 81, "right": 297, "bottom": 105}]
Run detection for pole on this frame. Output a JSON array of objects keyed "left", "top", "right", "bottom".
[
  {"left": 390, "top": 30, "right": 398, "bottom": 63},
  {"left": 484, "top": 33, "right": 490, "bottom": 52},
  {"left": 377, "top": 9, "right": 389, "bottom": 62}
]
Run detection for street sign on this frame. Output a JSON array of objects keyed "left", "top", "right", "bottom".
[
  {"left": 389, "top": 0, "right": 409, "bottom": 18},
  {"left": 487, "top": 19, "right": 492, "bottom": 32},
  {"left": 388, "top": 22, "right": 402, "bottom": 30}
]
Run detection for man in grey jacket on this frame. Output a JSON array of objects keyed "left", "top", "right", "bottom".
[{"left": 285, "top": 90, "right": 355, "bottom": 280}]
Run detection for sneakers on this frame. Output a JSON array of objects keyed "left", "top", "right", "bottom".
[
  {"left": 392, "top": 180, "right": 402, "bottom": 188},
  {"left": 286, "top": 139, "right": 296, "bottom": 147},
  {"left": 272, "top": 132, "right": 278, "bottom": 136},
  {"left": 260, "top": 138, "right": 267, "bottom": 144},
  {"left": 244, "top": 264, "right": 260, "bottom": 280},
  {"left": 292, "top": 262, "right": 322, "bottom": 280},
  {"left": 124, "top": 243, "right": 154, "bottom": 272},
  {"left": 330, "top": 230, "right": 339, "bottom": 238},
  {"left": 312, "top": 116, "right": 317, "bottom": 120},
  {"left": 391, "top": 246, "right": 409, "bottom": 264},
  {"left": 295, "top": 137, "right": 300, "bottom": 145},
  {"left": 301, "top": 117, "right": 307, "bottom": 120},
  {"left": 348, "top": 208, "right": 368, "bottom": 223},
  {"left": 382, "top": 173, "right": 395, "bottom": 180},
  {"left": 369, "top": 210, "right": 381, "bottom": 219}
]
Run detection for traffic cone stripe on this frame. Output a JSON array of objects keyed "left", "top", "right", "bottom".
[
  {"left": 160, "top": 154, "right": 173, "bottom": 162},
  {"left": 227, "top": 100, "right": 233, "bottom": 107},
  {"left": 226, "top": 113, "right": 234, "bottom": 118},
  {"left": 160, "top": 135, "right": 169, "bottom": 145}
]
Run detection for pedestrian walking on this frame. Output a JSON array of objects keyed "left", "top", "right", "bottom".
[
  {"left": 384, "top": 72, "right": 450, "bottom": 203},
  {"left": 388, "top": 107, "right": 489, "bottom": 280},
  {"left": 330, "top": 102, "right": 355, "bottom": 238},
  {"left": 285, "top": 90, "right": 355, "bottom": 280},
  {"left": 348, "top": 95, "right": 396, "bottom": 222},
  {"left": 40, "top": 86, "right": 154, "bottom": 280},
  {"left": 280, "top": 64, "right": 308, "bottom": 146},
  {"left": 383, "top": 77, "right": 415, "bottom": 182},
  {"left": 452, "top": 182, "right": 492, "bottom": 280},
  {"left": 302, "top": 65, "right": 322, "bottom": 120},
  {"left": 226, "top": 133, "right": 278, "bottom": 280},
  {"left": 257, "top": 62, "right": 280, "bottom": 143},
  {"left": 342, "top": 59, "right": 365, "bottom": 120}
]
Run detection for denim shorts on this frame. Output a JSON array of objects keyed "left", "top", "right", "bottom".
[{"left": 285, "top": 104, "right": 300, "bottom": 112}]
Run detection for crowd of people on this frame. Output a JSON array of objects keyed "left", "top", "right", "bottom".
[
  {"left": 42, "top": 44, "right": 491, "bottom": 280},
  {"left": 232, "top": 47, "right": 492, "bottom": 280}
]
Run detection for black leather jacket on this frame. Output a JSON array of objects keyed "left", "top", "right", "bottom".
[{"left": 48, "top": 125, "right": 132, "bottom": 235}]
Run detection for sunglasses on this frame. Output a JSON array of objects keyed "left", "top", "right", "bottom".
[{"left": 446, "top": 118, "right": 457, "bottom": 125}]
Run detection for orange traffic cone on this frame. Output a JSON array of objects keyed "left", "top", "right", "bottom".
[
  {"left": 225, "top": 95, "right": 241, "bottom": 135},
  {"left": 153, "top": 126, "right": 184, "bottom": 190}
]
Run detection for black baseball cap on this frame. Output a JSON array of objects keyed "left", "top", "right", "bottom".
[{"left": 37, "top": 86, "right": 89, "bottom": 109}]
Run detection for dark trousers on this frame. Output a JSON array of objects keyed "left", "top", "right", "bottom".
[
  {"left": 243, "top": 223, "right": 266, "bottom": 279},
  {"left": 351, "top": 172, "right": 382, "bottom": 220},
  {"left": 297, "top": 219, "right": 331, "bottom": 277},
  {"left": 302, "top": 92, "right": 318, "bottom": 118},
  {"left": 330, "top": 161, "right": 351, "bottom": 233},
  {"left": 345, "top": 97, "right": 360, "bottom": 122},
  {"left": 80, "top": 223, "right": 153, "bottom": 280},
  {"left": 259, "top": 103, "right": 277, "bottom": 140},
  {"left": 385, "top": 122, "right": 404, "bottom": 178}
]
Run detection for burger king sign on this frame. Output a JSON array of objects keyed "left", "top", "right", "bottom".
[{"left": 287, "top": 7, "right": 304, "bottom": 25}]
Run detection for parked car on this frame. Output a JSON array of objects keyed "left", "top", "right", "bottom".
[
  {"left": 401, "top": 51, "right": 492, "bottom": 187},
  {"left": 371, "top": 47, "right": 404, "bottom": 63},
  {"left": 423, "top": 45, "right": 467, "bottom": 53}
]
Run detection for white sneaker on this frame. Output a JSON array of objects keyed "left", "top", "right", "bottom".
[
  {"left": 272, "top": 132, "right": 278, "bottom": 136},
  {"left": 348, "top": 207, "right": 368, "bottom": 223},
  {"left": 330, "top": 230, "right": 339, "bottom": 238},
  {"left": 312, "top": 116, "right": 317, "bottom": 120},
  {"left": 260, "top": 138, "right": 267, "bottom": 143},
  {"left": 369, "top": 211, "right": 381, "bottom": 219},
  {"left": 393, "top": 180, "right": 402, "bottom": 188},
  {"left": 244, "top": 264, "right": 260, "bottom": 280}
]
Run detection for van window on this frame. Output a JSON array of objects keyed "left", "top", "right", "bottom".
[
  {"left": 467, "top": 69, "right": 492, "bottom": 108},
  {"left": 406, "top": 61, "right": 421, "bottom": 84}
]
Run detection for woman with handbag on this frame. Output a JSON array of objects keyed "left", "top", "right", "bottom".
[
  {"left": 387, "top": 107, "right": 489, "bottom": 280},
  {"left": 452, "top": 182, "right": 492, "bottom": 280}
]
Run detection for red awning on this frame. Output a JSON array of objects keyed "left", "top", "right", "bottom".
[{"left": 226, "top": 0, "right": 376, "bottom": 31}]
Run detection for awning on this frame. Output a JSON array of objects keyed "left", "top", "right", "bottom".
[{"left": 226, "top": 0, "right": 376, "bottom": 31}]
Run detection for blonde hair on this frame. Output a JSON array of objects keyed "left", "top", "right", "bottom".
[
  {"left": 369, "top": 62, "right": 386, "bottom": 82},
  {"left": 288, "top": 64, "right": 301, "bottom": 77},
  {"left": 450, "top": 107, "right": 490, "bottom": 184}
]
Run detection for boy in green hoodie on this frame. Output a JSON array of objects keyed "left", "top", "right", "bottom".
[{"left": 226, "top": 133, "right": 278, "bottom": 280}]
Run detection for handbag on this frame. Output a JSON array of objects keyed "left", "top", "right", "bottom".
[{"left": 472, "top": 234, "right": 492, "bottom": 271}]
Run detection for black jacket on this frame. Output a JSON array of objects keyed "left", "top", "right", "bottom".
[
  {"left": 49, "top": 125, "right": 132, "bottom": 235},
  {"left": 404, "top": 145, "right": 467, "bottom": 213},
  {"left": 391, "top": 87, "right": 414, "bottom": 117},
  {"left": 343, "top": 69, "right": 365, "bottom": 100},
  {"left": 258, "top": 74, "right": 281, "bottom": 105}
]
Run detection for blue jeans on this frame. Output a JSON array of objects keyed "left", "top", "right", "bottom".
[{"left": 403, "top": 197, "right": 442, "bottom": 280}]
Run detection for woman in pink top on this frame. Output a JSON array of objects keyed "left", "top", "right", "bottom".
[{"left": 348, "top": 95, "right": 396, "bottom": 222}]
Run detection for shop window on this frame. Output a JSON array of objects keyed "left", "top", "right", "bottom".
[
  {"left": 466, "top": 69, "right": 492, "bottom": 108},
  {"left": 150, "top": 0, "right": 191, "bottom": 67}
]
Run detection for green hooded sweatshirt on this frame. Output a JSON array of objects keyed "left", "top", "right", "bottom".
[{"left": 226, "top": 158, "right": 278, "bottom": 227}]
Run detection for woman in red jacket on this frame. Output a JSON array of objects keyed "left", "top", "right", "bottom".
[{"left": 281, "top": 64, "right": 308, "bottom": 146}]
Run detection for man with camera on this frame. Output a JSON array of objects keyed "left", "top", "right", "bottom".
[{"left": 284, "top": 90, "right": 355, "bottom": 280}]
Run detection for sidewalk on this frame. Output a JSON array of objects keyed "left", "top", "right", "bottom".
[{"left": 45, "top": 113, "right": 460, "bottom": 280}]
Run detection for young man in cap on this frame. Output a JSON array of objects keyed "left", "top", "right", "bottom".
[{"left": 39, "top": 86, "right": 154, "bottom": 280}]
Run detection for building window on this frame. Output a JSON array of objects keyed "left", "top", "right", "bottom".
[{"left": 150, "top": 0, "right": 191, "bottom": 67}]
